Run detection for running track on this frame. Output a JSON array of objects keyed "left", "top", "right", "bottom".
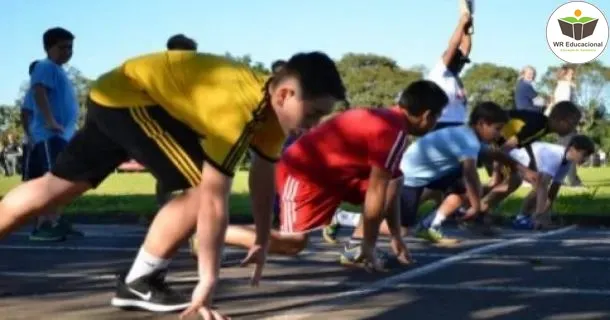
[{"left": 1, "top": 224, "right": 610, "bottom": 319}]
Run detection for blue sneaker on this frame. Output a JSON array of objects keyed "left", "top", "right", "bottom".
[{"left": 512, "top": 215, "right": 534, "bottom": 230}]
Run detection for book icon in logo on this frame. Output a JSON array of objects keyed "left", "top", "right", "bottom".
[{"left": 558, "top": 9, "right": 598, "bottom": 40}]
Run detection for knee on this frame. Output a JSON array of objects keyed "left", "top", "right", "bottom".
[{"left": 277, "top": 233, "right": 308, "bottom": 256}]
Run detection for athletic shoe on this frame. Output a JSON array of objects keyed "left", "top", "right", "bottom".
[
  {"left": 322, "top": 223, "right": 340, "bottom": 244},
  {"left": 339, "top": 243, "right": 389, "bottom": 268},
  {"left": 512, "top": 215, "right": 534, "bottom": 230},
  {"left": 57, "top": 218, "right": 85, "bottom": 238},
  {"left": 415, "top": 227, "right": 460, "bottom": 246},
  {"left": 111, "top": 270, "right": 190, "bottom": 312},
  {"left": 29, "top": 221, "right": 65, "bottom": 242}
]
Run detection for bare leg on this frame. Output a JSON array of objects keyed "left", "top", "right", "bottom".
[
  {"left": 140, "top": 187, "right": 200, "bottom": 259},
  {"left": 225, "top": 225, "right": 308, "bottom": 256},
  {"left": 0, "top": 173, "right": 90, "bottom": 239}
]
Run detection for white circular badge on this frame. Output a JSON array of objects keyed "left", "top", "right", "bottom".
[{"left": 546, "top": 1, "right": 609, "bottom": 64}]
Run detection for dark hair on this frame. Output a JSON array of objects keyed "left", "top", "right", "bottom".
[
  {"left": 28, "top": 60, "right": 39, "bottom": 75},
  {"left": 397, "top": 80, "right": 448, "bottom": 116},
  {"left": 265, "top": 51, "right": 345, "bottom": 101},
  {"left": 166, "top": 34, "right": 197, "bottom": 51},
  {"left": 548, "top": 101, "right": 582, "bottom": 123},
  {"left": 271, "top": 60, "right": 287, "bottom": 74},
  {"left": 469, "top": 102, "right": 509, "bottom": 125},
  {"left": 568, "top": 135, "right": 595, "bottom": 156},
  {"left": 43, "top": 27, "right": 74, "bottom": 50}
]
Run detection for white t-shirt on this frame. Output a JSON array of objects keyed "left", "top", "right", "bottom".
[
  {"left": 509, "top": 142, "right": 571, "bottom": 183},
  {"left": 426, "top": 59, "right": 468, "bottom": 124},
  {"left": 554, "top": 80, "right": 575, "bottom": 103}
]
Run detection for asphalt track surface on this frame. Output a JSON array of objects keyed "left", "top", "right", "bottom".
[{"left": 1, "top": 224, "right": 610, "bottom": 319}]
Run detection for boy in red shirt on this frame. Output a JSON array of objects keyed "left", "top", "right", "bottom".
[{"left": 225, "top": 80, "right": 449, "bottom": 268}]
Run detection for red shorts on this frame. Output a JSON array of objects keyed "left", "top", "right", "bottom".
[{"left": 276, "top": 162, "right": 368, "bottom": 233}]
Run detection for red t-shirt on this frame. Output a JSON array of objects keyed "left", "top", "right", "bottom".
[{"left": 281, "top": 107, "right": 409, "bottom": 189}]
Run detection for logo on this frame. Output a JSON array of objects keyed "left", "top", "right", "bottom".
[
  {"left": 127, "top": 288, "right": 152, "bottom": 301},
  {"left": 546, "top": 1, "right": 609, "bottom": 64}
]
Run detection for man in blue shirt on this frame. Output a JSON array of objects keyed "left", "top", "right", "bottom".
[
  {"left": 27, "top": 27, "right": 82, "bottom": 241},
  {"left": 514, "top": 66, "right": 546, "bottom": 113}
]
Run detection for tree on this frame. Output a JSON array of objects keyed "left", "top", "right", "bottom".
[
  {"left": 462, "top": 63, "right": 519, "bottom": 110},
  {"left": 224, "top": 53, "right": 269, "bottom": 74},
  {"left": 337, "top": 53, "right": 423, "bottom": 106},
  {"left": 65, "top": 65, "right": 93, "bottom": 128},
  {"left": 539, "top": 61, "right": 610, "bottom": 149}
]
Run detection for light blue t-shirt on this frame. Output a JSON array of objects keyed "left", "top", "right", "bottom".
[
  {"left": 29, "top": 59, "right": 78, "bottom": 144},
  {"left": 401, "top": 126, "right": 482, "bottom": 187},
  {"left": 21, "top": 88, "right": 35, "bottom": 136}
]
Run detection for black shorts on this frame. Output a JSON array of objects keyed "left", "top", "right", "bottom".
[
  {"left": 52, "top": 99, "right": 205, "bottom": 192},
  {"left": 24, "top": 136, "right": 68, "bottom": 181},
  {"left": 399, "top": 168, "right": 465, "bottom": 227}
]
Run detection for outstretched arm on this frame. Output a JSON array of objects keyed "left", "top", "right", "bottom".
[{"left": 442, "top": 14, "right": 472, "bottom": 67}]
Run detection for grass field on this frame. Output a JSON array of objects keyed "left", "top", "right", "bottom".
[{"left": 0, "top": 167, "right": 609, "bottom": 221}]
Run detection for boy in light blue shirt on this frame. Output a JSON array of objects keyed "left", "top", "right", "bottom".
[
  {"left": 27, "top": 27, "right": 81, "bottom": 241},
  {"left": 399, "top": 102, "right": 536, "bottom": 244}
]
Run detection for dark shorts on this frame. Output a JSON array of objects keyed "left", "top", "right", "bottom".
[
  {"left": 52, "top": 99, "right": 205, "bottom": 192},
  {"left": 24, "top": 136, "right": 68, "bottom": 180},
  {"left": 431, "top": 122, "right": 464, "bottom": 132},
  {"left": 399, "top": 168, "right": 465, "bottom": 227}
]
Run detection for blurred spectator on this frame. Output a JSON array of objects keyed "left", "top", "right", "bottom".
[{"left": 515, "top": 66, "right": 546, "bottom": 112}]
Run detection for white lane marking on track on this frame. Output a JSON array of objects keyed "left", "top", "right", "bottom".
[{"left": 272, "top": 225, "right": 577, "bottom": 320}]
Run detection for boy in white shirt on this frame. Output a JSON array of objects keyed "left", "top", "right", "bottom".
[
  {"left": 427, "top": 13, "right": 473, "bottom": 130},
  {"left": 510, "top": 135, "right": 594, "bottom": 229}
]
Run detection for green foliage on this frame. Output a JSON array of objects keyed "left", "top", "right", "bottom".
[
  {"left": 462, "top": 63, "right": 519, "bottom": 110},
  {"left": 337, "top": 53, "right": 423, "bottom": 107},
  {"left": 538, "top": 60, "right": 610, "bottom": 150}
]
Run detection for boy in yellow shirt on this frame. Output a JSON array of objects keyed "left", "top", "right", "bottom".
[{"left": 0, "top": 50, "right": 346, "bottom": 319}]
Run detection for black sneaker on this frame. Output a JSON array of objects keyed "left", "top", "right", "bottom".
[{"left": 110, "top": 270, "right": 190, "bottom": 312}]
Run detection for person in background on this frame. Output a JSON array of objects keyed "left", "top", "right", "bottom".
[
  {"left": 552, "top": 65, "right": 583, "bottom": 187},
  {"left": 427, "top": 13, "right": 473, "bottom": 130},
  {"left": 3, "top": 134, "right": 22, "bottom": 176},
  {"left": 514, "top": 66, "right": 546, "bottom": 113},
  {"left": 28, "top": 27, "right": 82, "bottom": 241},
  {"left": 166, "top": 34, "right": 198, "bottom": 51},
  {"left": 156, "top": 34, "right": 200, "bottom": 207},
  {"left": 21, "top": 61, "right": 39, "bottom": 181}
]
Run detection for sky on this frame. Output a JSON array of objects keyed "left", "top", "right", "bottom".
[{"left": 1, "top": 0, "right": 609, "bottom": 104}]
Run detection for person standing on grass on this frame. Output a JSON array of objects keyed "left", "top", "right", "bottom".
[
  {"left": 27, "top": 27, "right": 83, "bottom": 242},
  {"left": 427, "top": 13, "right": 473, "bottom": 130},
  {"left": 21, "top": 61, "right": 39, "bottom": 182},
  {"left": 515, "top": 66, "right": 546, "bottom": 113},
  {"left": 552, "top": 65, "right": 584, "bottom": 188},
  {"left": 156, "top": 34, "right": 199, "bottom": 208}
]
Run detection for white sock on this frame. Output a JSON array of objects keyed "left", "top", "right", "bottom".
[
  {"left": 335, "top": 210, "right": 361, "bottom": 228},
  {"left": 125, "top": 248, "right": 171, "bottom": 284},
  {"left": 431, "top": 210, "right": 447, "bottom": 228}
]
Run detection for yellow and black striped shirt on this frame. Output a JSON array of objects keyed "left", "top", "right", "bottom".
[
  {"left": 89, "top": 51, "right": 285, "bottom": 175},
  {"left": 498, "top": 110, "right": 549, "bottom": 148}
]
